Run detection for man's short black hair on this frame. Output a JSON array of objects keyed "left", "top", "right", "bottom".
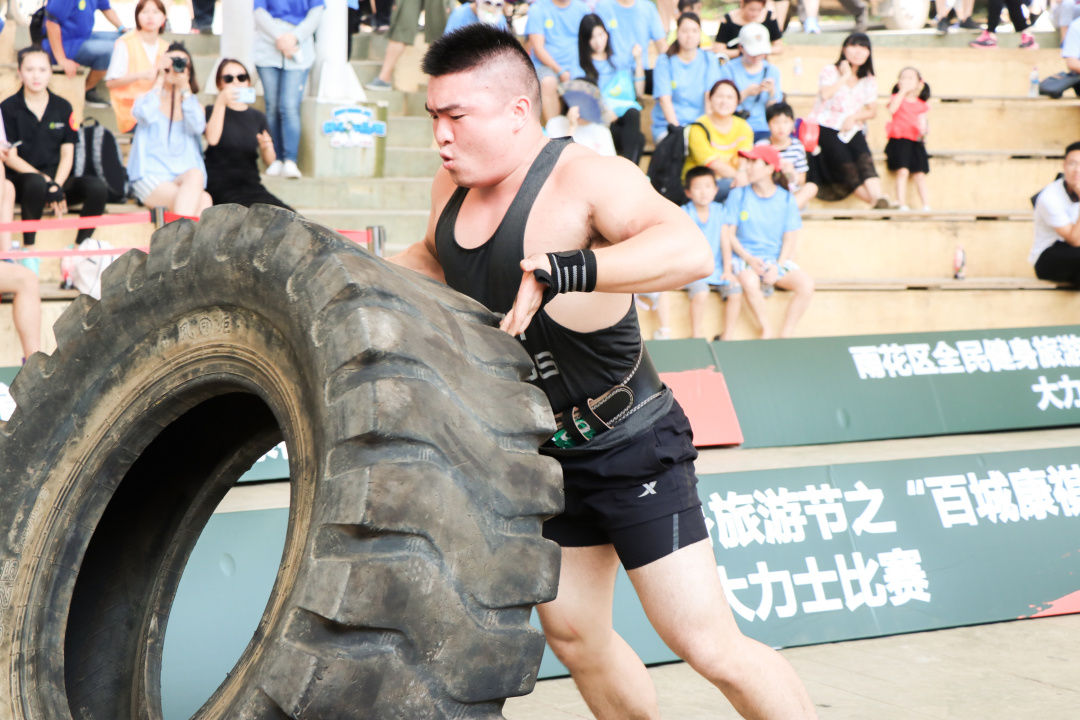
[
  {"left": 1066, "top": 140, "right": 1080, "bottom": 157},
  {"left": 684, "top": 165, "right": 716, "bottom": 189},
  {"left": 422, "top": 24, "right": 540, "bottom": 109},
  {"left": 677, "top": 0, "right": 700, "bottom": 12},
  {"left": 765, "top": 102, "right": 794, "bottom": 123}
]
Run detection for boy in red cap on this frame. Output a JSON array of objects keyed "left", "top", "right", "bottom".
[{"left": 722, "top": 143, "right": 815, "bottom": 337}]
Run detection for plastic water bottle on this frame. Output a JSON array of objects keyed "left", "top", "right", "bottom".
[
  {"left": 1029, "top": 66, "right": 1040, "bottom": 98},
  {"left": 953, "top": 245, "right": 966, "bottom": 279},
  {"left": 793, "top": 57, "right": 803, "bottom": 77}
]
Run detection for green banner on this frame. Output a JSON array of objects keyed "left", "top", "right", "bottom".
[
  {"left": 537, "top": 445, "right": 1080, "bottom": 677},
  {"left": 711, "top": 325, "right": 1080, "bottom": 448}
]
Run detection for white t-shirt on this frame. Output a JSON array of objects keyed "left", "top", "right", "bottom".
[
  {"left": 1030, "top": 177, "right": 1080, "bottom": 264},
  {"left": 105, "top": 38, "right": 164, "bottom": 82},
  {"left": 545, "top": 116, "right": 617, "bottom": 157}
]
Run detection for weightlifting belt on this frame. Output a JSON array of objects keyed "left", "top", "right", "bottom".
[{"left": 549, "top": 344, "right": 664, "bottom": 448}]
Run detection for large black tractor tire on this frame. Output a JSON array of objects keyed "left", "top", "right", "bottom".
[{"left": 0, "top": 204, "right": 563, "bottom": 719}]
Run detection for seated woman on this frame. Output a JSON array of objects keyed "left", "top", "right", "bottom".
[
  {"left": 205, "top": 58, "right": 292, "bottom": 209},
  {"left": 0, "top": 46, "right": 108, "bottom": 248},
  {"left": 651, "top": 12, "right": 722, "bottom": 144},
  {"left": 714, "top": 0, "right": 784, "bottom": 59},
  {"left": 0, "top": 142, "right": 39, "bottom": 361},
  {"left": 806, "top": 32, "right": 889, "bottom": 207},
  {"left": 723, "top": 144, "right": 814, "bottom": 339},
  {"left": 577, "top": 13, "right": 646, "bottom": 163},
  {"left": 127, "top": 42, "right": 212, "bottom": 217},
  {"left": 105, "top": 0, "right": 170, "bottom": 133},
  {"left": 684, "top": 79, "right": 754, "bottom": 202}
]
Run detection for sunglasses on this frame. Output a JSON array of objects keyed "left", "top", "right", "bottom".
[{"left": 222, "top": 73, "right": 250, "bottom": 84}]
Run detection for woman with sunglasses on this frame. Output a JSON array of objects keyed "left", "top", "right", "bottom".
[
  {"left": 127, "top": 42, "right": 212, "bottom": 217},
  {"left": 204, "top": 59, "right": 291, "bottom": 210}
]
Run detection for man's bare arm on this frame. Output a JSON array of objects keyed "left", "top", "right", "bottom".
[
  {"left": 580, "top": 155, "right": 714, "bottom": 292},
  {"left": 1052, "top": 223, "right": 1080, "bottom": 247},
  {"left": 502, "top": 155, "right": 713, "bottom": 336},
  {"left": 386, "top": 170, "right": 454, "bottom": 282}
]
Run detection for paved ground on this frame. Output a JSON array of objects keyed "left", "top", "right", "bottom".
[{"left": 504, "top": 613, "right": 1080, "bottom": 719}]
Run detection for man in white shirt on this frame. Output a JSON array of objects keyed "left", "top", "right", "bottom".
[{"left": 1031, "top": 141, "right": 1080, "bottom": 285}]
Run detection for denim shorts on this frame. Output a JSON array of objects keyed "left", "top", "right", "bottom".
[{"left": 71, "top": 31, "right": 121, "bottom": 71}]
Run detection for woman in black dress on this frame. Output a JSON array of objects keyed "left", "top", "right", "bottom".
[{"left": 204, "top": 58, "right": 292, "bottom": 210}]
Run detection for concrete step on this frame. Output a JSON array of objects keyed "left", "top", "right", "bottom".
[
  {"left": 264, "top": 176, "right": 431, "bottom": 210},
  {"left": 639, "top": 284, "right": 1078, "bottom": 341},
  {"left": 384, "top": 146, "right": 441, "bottom": 177},
  {"left": 799, "top": 217, "right": 1034, "bottom": 279},
  {"left": 803, "top": 153, "right": 1060, "bottom": 211},
  {"left": 386, "top": 115, "right": 432, "bottom": 149},
  {"left": 775, "top": 45, "right": 1064, "bottom": 97},
  {"left": 786, "top": 96, "right": 1079, "bottom": 153},
  {"left": 363, "top": 86, "right": 429, "bottom": 117},
  {"left": 299, "top": 207, "right": 428, "bottom": 245}
]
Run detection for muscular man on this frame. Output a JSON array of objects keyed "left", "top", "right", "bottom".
[{"left": 391, "top": 24, "right": 817, "bottom": 720}]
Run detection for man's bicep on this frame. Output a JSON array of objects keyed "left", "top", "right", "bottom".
[{"left": 589, "top": 158, "right": 692, "bottom": 244}]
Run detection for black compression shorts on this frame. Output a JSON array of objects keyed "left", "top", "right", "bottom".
[{"left": 542, "top": 401, "right": 708, "bottom": 570}]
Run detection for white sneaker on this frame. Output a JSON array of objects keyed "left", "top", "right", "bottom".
[
  {"left": 282, "top": 160, "right": 302, "bottom": 179},
  {"left": 265, "top": 160, "right": 283, "bottom": 176}
]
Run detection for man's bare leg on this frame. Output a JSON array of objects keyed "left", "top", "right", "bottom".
[
  {"left": 536, "top": 545, "right": 660, "bottom": 720},
  {"left": 629, "top": 540, "right": 818, "bottom": 719}
]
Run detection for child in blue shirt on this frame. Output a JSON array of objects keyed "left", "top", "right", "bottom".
[
  {"left": 653, "top": 166, "right": 742, "bottom": 339},
  {"left": 724, "top": 145, "right": 815, "bottom": 338},
  {"left": 718, "top": 23, "right": 782, "bottom": 141}
]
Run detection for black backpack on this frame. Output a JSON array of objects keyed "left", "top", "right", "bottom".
[
  {"left": 74, "top": 118, "right": 129, "bottom": 203},
  {"left": 30, "top": 7, "right": 46, "bottom": 45},
  {"left": 647, "top": 121, "right": 708, "bottom": 205}
]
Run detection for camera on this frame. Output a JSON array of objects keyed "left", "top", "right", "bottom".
[{"left": 171, "top": 55, "right": 188, "bottom": 72}]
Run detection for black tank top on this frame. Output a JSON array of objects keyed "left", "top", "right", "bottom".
[{"left": 434, "top": 138, "right": 642, "bottom": 414}]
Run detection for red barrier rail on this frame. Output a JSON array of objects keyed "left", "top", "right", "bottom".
[{"left": 0, "top": 210, "right": 386, "bottom": 259}]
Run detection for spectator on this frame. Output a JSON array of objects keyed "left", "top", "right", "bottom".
[
  {"left": 1030, "top": 140, "right": 1080, "bottom": 285},
  {"left": 205, "top": 58, "right": 292, "bottom": 210},
  {"left": 1, "top": 46, "right": 109, "bottom": 248},
  {"left": 350, "top": 0, "right": 391, "bottom": 35},
  {"left": 885, "top": 67, "right": 931, "bottom": 211},
  {"left": 192, "top": 0, "right": 215, "bottom": 33},
  {"left": 684, "top": 79, "right": 753, "bottom": 201},
  {"left": 127, "top": 42, "right": 212, "bottom": 217},
  {"left": 1054, "top": 0, "right": 1080, "bottom": 41},
  {"left": 42, "top": 0, "right": 128, "bottom": 107},
  {"left": 651, "top": 12, "right": 722, "bottom": 143},
  {"left": 806, "top": 32, "right": 890, "bottom": 207},
  {"left": 366, "top": 0, "right": 446, "bottom": 91},
  {"left": 545, "top": 80, "right": 617, "bottom": 156},
  {"left": 714, "top": 0, "right": 783, "bottom": 59},
  {"left": 254, "top": 0, "right": 324, "bottom": 179},
  {"left": 591, "top": 0, "right": 667, "bottom": 94},
  {"left": 444, "top": 0, "right": 509, "bottom": 33},
  {"left": 105, "top": 0, "right": 169, "bottom": 134},
  {"left": 675, "top": 0, "right": 712, "bottom": 47},
  {"left": 935, "top": 0, "right": 982, "bottom": 33},
  {"left": 0, "top": 135, "right": 38, "bottom": 361},
  {"left": 757, "top": 101, "right": 817, "bottom": 209},
  {"left": 799, "top": 0, "right": 869, "bottom": 34},
  {"left": 0, "top": 257, "right": 41, "bottom": 360},
  {"left": 724, "top": 144, "right": 814, "bottom": 338},
  {"left": 719, "top": 23, "right": 782, "bottom": 142},
  {"left": 970, "top": 0, "right": 1039, "bottom": 47},
  {"left": 577, "top": 13, "right": 646, "bottom": 162},
  {"left": 1039, "top": 16, "right": 1080, "bottom": 97},
  {"left": 684, "top": 166, "right": 743, "bottom": 339},
  {"left": 525, "top": 0, "right": 590, "bottom": 123}
]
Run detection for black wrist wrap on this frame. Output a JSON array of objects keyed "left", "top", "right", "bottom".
[
  {"left": 45, "top": 183, "right": 64, "bottom": 203},
  {"left": 532, "top": 249, "right": 597, "bottom": 305}
]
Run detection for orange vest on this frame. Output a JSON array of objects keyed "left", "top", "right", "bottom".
[{"left": 109, "top": 32, "right": 167, "bottom": 133}]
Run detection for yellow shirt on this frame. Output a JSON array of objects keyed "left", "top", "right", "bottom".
[{"left": 683, "top": 114, "right": 754, "bottom": 179}]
